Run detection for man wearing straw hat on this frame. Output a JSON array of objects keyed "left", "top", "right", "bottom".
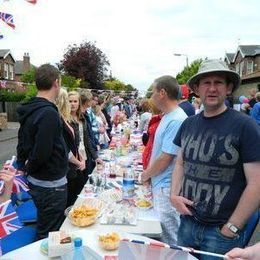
[{"left": 171, "top": 59, "right": 260, "bottom": 256}]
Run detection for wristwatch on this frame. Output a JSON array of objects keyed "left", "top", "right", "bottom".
[{"left": 226, "top": 222, "right": 240, "bottom": 234}]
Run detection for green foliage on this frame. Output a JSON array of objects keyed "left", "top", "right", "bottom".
[
  {"left": 61, "top": 74, "right": 81, "bottom": 91},
  {"left": 146, "top": 85, "right": 153, "bottom": 98},
  {"left": 104, "top": 79, "right": 124, "bottom": 91},
  {"left": 0, "top": 84, "right": 37, "bottom": 103},
  {"left": 20, "top": 67, "right": 36, "bottom": 84},
  {"left": 23, "top": 84, "right": 37, "bottom": 102},
  {"left": 176, "top": 59, "right": 203, "bottom": 84},
  {"left": 104, "top": 79, "right": 136, "bottom": 92},
  {"left": 0, "top": 89, "right": 26, "bottom": 102},
  {"left": 79, "top": 80, "right": 90, "bottom": 89}
]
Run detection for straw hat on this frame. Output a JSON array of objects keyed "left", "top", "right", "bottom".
[{"left": 187, "top": 59, "right": 240, "bottom": 92}]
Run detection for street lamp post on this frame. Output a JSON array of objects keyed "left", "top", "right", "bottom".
[{"left": 174, "top": 53, "right": 189, "bottom": 67}]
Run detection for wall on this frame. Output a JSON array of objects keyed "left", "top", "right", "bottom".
[
  {"left": 0, "top": 102, "right": 21, "bottom": 122},
  {"left": 233, "top": 82, "right": 260, "bottom": 99}
]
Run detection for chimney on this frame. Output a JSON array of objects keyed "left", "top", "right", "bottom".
[{"left": 23, "top": 52, "right": 30, "bottom": 73}]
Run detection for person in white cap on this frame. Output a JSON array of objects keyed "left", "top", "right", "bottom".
[{"left": 170, "top": 59, "right": 260, "bottom": 257}]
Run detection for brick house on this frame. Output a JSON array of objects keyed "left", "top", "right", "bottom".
[
  {"left": 0, "top": 49, "right": 15, "bottom": 81},
  {"left": 224, "top": 45, "right": 260, "bottom": 97},
  {"left": 0, "top": 49, "right": 34, "bottom": 82},
  {"left": 14, "top": 52, "right": 34, "bottom": 82}
]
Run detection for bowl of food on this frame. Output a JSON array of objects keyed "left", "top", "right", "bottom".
[
  {"left": 98, "top": 232, "right": 120, "bottom": 251},
  {"left": 135, "top": 199, "right": 153, "bottom": 210},
  {"left": 65, "top": 198, "right": 104, "bottom": 227}
]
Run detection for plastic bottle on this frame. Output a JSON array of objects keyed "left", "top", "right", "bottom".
[
  {"left": 123, "top": 166, "right": 135, "bottom": 199},
  {"left": 72, "top": 237, "right": 85, "bottom": 260}
]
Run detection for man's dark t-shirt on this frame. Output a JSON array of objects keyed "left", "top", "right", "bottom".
[{"left": 174, "top": 108, "right": 260, "bottom": 225}]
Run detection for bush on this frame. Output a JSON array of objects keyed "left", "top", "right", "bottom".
[
  {"left": 23, "top": 84, "right": 37, "bottom": 102},
  {"left": 61, "top": 74, "right": 81, "bottom": 91},
  {"left": 0, "top": 89, "right": 26, "bottom": 102},
  {"left": 20, "top": 67, "right": 36, "bottom": 84}
]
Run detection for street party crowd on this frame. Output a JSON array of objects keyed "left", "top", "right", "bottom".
[{"left": 0, "top": 60, "right": 260, "bottom": 259}]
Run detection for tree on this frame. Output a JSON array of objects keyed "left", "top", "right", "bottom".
[
  {"left": 125, "top": 84, "right": 135, "bottom": 91},
  {"left": 104, "top": 79, "right": 137, "bottom": 92},
  {"left": 145, "top": 84, "right": 153, "bottom": 98},
  {"left": 176, "top": 59, "right": 203, "bottom": 84},
  {"left": 20, "top": 67, "right": 36, "bottom": 83},
  {"left": 61, "top": 74, "right": 81, "bottom": 91},
  {"left": 59, "top": 40, "right": 110, "bottom": 89}
]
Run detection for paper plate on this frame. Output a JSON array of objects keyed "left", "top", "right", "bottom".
[{"left": 98, "top": 189, "right": 122, "bottom": 203}]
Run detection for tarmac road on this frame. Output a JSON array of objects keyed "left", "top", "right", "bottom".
[{"left": 0, "top": 137, "right": 18, "bottom": 166}]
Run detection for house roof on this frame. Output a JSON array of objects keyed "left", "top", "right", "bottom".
[
  {"left": 232, "top": 45, "right": 260, "bottom": 62},
  {"left": 239, "top": 45, "right": 260, "bottom": 56},
  {"left": 0, "top": 49, "right": 15, "bottom": 62},
  {"left": 0, "top": 49, "right": 10, "bottom": 58},
  {"left": 225, "top": 53, "right": 235, "bottom": 63},
  {"left": 14, "top": 60, "right": 36, "bottom": 75},
  {"left": 14, "top": 60, "right": 24, "bottom": 75}
]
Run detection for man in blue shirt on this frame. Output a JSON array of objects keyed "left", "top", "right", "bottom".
[{"left": 141, "top": 75, "right": 187, "bottom": 245}]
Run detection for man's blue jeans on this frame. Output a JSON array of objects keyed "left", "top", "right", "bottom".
[{"left": 177, "top": 215, "right": 246, "bottom": 260}]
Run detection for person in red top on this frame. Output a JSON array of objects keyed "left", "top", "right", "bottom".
[{"left": 142, "top": 99, "right": 162, "bottom": 170}]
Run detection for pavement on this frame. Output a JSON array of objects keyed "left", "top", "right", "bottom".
[{"left": 0, "top": 122, "right": 19, "bottom": 142}]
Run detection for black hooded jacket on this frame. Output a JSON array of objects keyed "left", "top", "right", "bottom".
[{"left": 17, "top": 97, "right": 68, "bottom": 181}]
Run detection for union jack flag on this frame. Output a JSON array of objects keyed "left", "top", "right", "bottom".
[
  {"left": 0, "top": 200, "right": 22, "bottom": 238},
  {"left": 12, "top": 174, "right": 29, "bottom": 193},
  {"left": 0, "top": 12, "right": 15, "bottom": 29},
  {"left": 0, "top": 161, "right": 29, "bottom": 193},
  {"left": 0, "top": 34, "right": 3, "bottom": 40},
  {"left": 26, "top": 0, "right": 37, "bottom": 4}
]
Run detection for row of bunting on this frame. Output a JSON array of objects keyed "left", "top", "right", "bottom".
[{"left": 0, "top": 0, "right": 37, "bottom": 39}]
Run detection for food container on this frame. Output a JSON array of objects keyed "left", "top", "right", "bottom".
[
  {"left": 98, "top": 232, "right": 120, "bottom": 251},
  {"left": 135, "top": 199, "right": 153, "bottom": 210},
  {"left": 65, "top": 198, "right": 104, "bottom": 227}
]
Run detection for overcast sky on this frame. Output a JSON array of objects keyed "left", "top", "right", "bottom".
[{"left": 1, "top": 0, "right": 260, "bottom": 93}]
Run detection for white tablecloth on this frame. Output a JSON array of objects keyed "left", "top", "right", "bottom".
[{"left": 1, "top": 229, "right": 165, "bottom": 260}]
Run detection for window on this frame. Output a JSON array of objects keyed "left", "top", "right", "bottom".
[
  {"left": 9, "top": 64, "right": 14, "bottom": 80},
  {"left": 235, "top": 63, "right": 240, "bottom": 74},
  {"left": 4, "top": 63, "right": 8, "bottom": 79},
  {"left": 239, "top": 61, "right": 244, "bottom": 76},
  {"left": 247, "top": 60, "right": 254, "bottom": 74}
]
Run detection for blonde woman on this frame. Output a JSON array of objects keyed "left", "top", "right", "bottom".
[
  {"left": 56, "top": 88, "right": 85, "bottom": 206},
  {"left": 68, "top": 91, "right": 100, "bottom": 184}
]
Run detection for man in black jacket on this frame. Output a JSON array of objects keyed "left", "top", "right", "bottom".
[{"left": 17, "top": 64, "right": 68, "bottom": 239}]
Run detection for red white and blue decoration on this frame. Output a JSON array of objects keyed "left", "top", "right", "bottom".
[{"left": 0, "top": 200, "right": 22, "bottom": 238}]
